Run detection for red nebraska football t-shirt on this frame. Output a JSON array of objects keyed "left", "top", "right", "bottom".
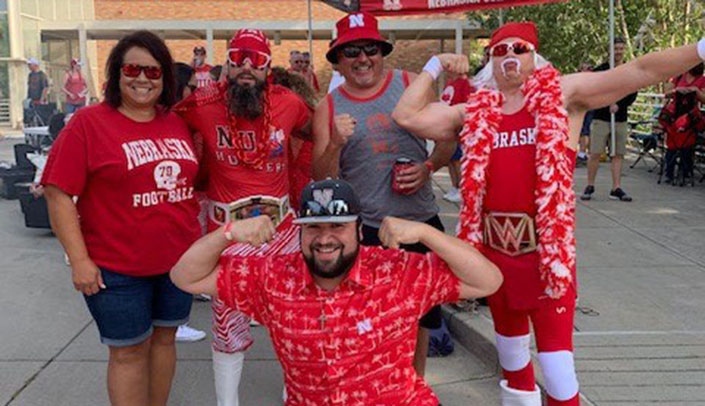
[{"left": 42, "top": 103, "right": 201, "bottom": 276}]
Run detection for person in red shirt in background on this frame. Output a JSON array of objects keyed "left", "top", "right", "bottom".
[
  {"left": 175, "top": 29, "right": 312, "bottom": 406},
  {"left": 439, "top": 72, "right": 474, "bottom": 203},
  {"left": 61, "top": 58, "right": 88, "bottom": 113},
  {"left": 171, "top": 178, "right": 502, "bottom": 406},
  {"left": 192, "top": 45, "right": 214, "bottom": 88},
  {"left": 393, "top": 21, "right": 705, "bottom": 406},
  {"left": 660, "top": 62, "right": 705, "bottom": 184},
  {"left": 42, "top": 31, "right": 201, "bottom": 406}
]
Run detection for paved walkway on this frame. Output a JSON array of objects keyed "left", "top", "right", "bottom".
[
  {"left": 0, "top": 137, "right": 498, "bottom": 406},
  {"left": 2, "top": 133, "right": 704, "bottom": 404}
]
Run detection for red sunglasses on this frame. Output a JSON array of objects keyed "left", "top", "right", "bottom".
[
  {"left": 228, "top": 48, "right": 271, "bottom": 70},
  {"left": 121, "top": 64, "right": 163, "bottom": 80},
  {"left": 490, "top": 41, "right": 535, "bottom": 57}
]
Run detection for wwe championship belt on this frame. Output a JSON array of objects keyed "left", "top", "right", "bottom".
[
  {"left": 221, "top": 195, "right": 289, "bottom": 228},
  {"left": 483, "top": 212, "right": 537, "bottom": 257}
]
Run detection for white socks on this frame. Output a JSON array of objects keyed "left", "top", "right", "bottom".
[
  {"left": 499, "top": 380, "right": 541, "bottom": 406},
  {"left": 212, "top": 349, "right": 245, "bottom": 406}
]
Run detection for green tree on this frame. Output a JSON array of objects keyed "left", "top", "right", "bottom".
[{"left": 469, "top": 0, "right": 705, "bottom": 74}]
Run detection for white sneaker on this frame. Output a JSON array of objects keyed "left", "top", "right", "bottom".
[
  {"left": 443, "top": 187, "right": 462, "bottom": 203},
  {"left": 176, "top": 324, "right": 206, "bottom": 342}
]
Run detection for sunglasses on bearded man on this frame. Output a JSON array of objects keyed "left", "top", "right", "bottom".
[
  {"left": 490, "top": 41, "right": 535, "bottom": 57},
  {"left": 228, "top": 48, "right": 271, "bottom": 70}
]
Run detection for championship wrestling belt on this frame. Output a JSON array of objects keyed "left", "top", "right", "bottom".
[
  {"left": 210, "top": 195, "right": 290, "bottom": 227},
  {"left": 483, "top": 212, "right": 537, "bottom": 257}
]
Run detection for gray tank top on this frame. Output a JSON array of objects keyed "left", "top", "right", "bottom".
[{"left": 330, "top": 70, "right": 438, "bottom": 228}]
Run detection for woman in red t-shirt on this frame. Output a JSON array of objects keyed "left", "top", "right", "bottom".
[{"left": 42, "top": 31, "right": 200, "bottom": 406}]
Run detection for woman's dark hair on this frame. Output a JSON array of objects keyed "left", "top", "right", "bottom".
[
  {"left": 209, "top": 65, "right": 222, "bottom": 82},
  {"left": 174, "top": 62, "right": 194, "bottom": 102},
  {"left": 269, "top": 66, "right": 317, "bottom": 108},
  {"left": 689, "top": 62, "right": 704, "bottom": 77},
  {"left": 104, "top": 30, "right": 176, "bottom": 109}
]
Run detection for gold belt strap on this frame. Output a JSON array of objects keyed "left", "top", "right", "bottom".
[
  {"left": 209, "top": 195, "right": 290, "bottom": 227},
  {"left": 483, "top": 212, "right": 537, "bottom": 257}
]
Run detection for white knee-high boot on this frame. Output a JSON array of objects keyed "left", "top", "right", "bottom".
[
  {"left": 212, "top": 349, "right": 245, "bottom": 406},
  {"left": 500, "top": 380, "right": 541, "bottom": 406}
]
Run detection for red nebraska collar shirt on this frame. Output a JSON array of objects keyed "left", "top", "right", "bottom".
[{"left": 217, "top": 245, "right": 461, "bottom": 405}]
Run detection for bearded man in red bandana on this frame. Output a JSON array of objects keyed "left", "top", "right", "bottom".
[
  {"left": 393, "top": 21, "right": 705, "bottom": 406},
  {"left": 176, "top": 29, "right": 312, "bottom": 406}
]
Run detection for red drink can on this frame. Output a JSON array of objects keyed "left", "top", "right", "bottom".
[{"left": 392, "top": 157, "right": 414, "bottom": 194}]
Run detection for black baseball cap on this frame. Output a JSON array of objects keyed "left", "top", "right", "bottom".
[
  {"left": 193, "top": 46, "right": 206, "bottom": 54},
  {"left": 294, "top": 179, "right": 360, "bottom": 225}
]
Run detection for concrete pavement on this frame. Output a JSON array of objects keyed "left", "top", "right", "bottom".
[
  {"left": 3, "top": 132, "right": 705, "bottom": 405},
  {"left": 0, "top": 136, "right": 499, "bottom": 406}
]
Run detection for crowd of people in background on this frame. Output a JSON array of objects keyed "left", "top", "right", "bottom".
[{"left": 34, "top": 11, "right": 705, "bottom": 406}]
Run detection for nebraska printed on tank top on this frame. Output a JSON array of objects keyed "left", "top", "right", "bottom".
[
  {"left": 484, "top": 106, "right": 538, "bottom": 215},
  {"left": 483, "top": 106, "right": 544, "bottom": 310}
]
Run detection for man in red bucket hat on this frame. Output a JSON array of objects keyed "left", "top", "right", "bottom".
[
  {"left": 313, "top": 11, "right": 456, "bottom": 380},
  {"left": 393, "top": 20, "right": 705, "bottom": 405},
  {"left": 175, "top": 28, "right": 313, "bottom": 406}
]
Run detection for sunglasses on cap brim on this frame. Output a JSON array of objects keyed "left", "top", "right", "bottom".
[
  {"left": 121, "top": 63, "right": 163, "bottom": 80},
  {"left": 490, "top": 41, "right": 535, "bottom": 57},
  {"left": 300, "top": 199, "right": 353, "bottom": 218},
  {"left": 228, "top": 48, "right": 271, "bottom": 70},
  {"left": 339, "top": 43, "right": 381, "bottom": 59}
]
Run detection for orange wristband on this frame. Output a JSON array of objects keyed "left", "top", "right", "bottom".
[{"left": 424, "top": 160, "right": 435, "bottom": 173}]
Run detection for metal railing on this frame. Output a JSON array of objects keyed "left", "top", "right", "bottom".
[
  {"left": 0, "top": 99, "right": 10, "bottom": 126},
  {"left": 628, "top": 92, "right": 665, "bottom": 137}
]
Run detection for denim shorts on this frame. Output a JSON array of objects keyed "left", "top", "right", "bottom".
[
  {"left": 450, "top": 145, "right": 463, "bottom": 161},
  {"left": 83, "top": 268, "right": 192, "bottom": 347}
]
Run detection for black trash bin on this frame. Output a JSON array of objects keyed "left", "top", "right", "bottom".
[
  {"left": 0, "top": 168, "right": 35, "bottom": 200},
  {"left": 19, "top": 192, "right": 51, "bottom": 229}
]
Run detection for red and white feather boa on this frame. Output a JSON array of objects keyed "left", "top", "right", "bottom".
[{"left": 457, "top": 66, "right": 576, "bottom": 299}]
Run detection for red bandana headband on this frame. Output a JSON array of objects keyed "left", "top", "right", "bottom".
[
  {"left": 224, "top": 29, "right": 274, "bottom": 169},
  {"left": 229, "top": 29, "right": 271, "bottom": 57},
  {"left": 489, "top": 22, "right": 539, "bottom": 51},
  {"left": 458, "top": 66, "right": 575, "bottom": 299}
]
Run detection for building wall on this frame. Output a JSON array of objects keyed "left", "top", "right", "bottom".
[
  {"left": 2, "top": 0, "right": 96, "bottom": 128},
  {"left": 93, "top": 0, "right": 477, "bottom": 96}
]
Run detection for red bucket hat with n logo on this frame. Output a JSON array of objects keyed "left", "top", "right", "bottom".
[{"left": 326, "top": 12, "right": 393, "bottom": 63}]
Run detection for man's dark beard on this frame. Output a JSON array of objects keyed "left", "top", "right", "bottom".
[
  {"left": 304, "top": 244, "right": 359, "bottom": 280},
  {"left": 227, "top": 77, "right": 267, "bottom": 120}
]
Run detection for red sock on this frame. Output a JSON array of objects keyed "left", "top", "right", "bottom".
[
  {"left": 547, "top": 393, "right": 580, "bottom": 405},
  {"left": 503, "top": 363, "right": 535, "bottom": 392}
]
